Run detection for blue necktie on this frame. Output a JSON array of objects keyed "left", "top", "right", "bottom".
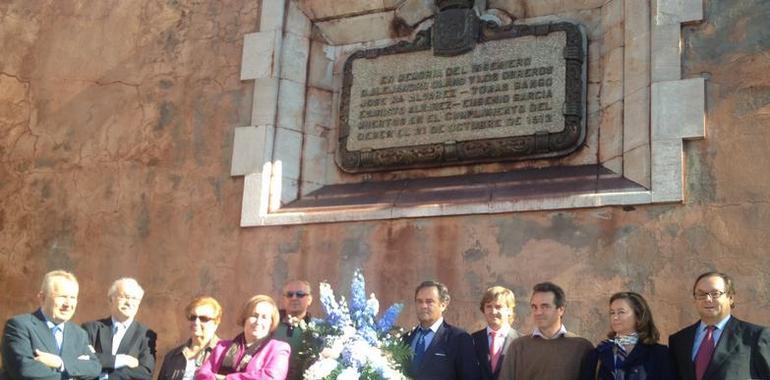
[
  {"left": 413, "top": 328, "right": 429, "bottom": 366},
  {"left": 52, "top": 326, "right": 63, "bottom": 352}
]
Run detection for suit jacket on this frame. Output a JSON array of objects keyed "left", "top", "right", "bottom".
[
  {"left": 1, "top": 309, "right": 102, "bottom": 380},
  {"left": 580, "top": 341, "right": 675, "bottom": 380},
  {"left": 195, "top": 338, "right": 290, "bottom": 380},
  {"left": 402, "top": 321, "right": 481, "bottom": 380},
  {"left": 669, "top": 317, "right": 770, "bottom": 380},
  {"left": 82, "top": 318, "right": 157, "bottom": 380},
  {"left": 471, "top": 328, "right": 519, "bottom": 380}
]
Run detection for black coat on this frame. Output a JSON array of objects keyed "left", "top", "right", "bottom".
[
  {"left": 82, "top": 318, "right": 157, "bottom": 380},
  {"left": 402, "top": 321, "right": 481, "bottom": 380},
  {"left": 580, "top": 340, "right": 675, "bottom": 380}
]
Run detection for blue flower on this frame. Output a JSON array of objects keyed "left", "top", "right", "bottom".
[{"left": 376, "top": 303, "right": 403, "bottom": 334}]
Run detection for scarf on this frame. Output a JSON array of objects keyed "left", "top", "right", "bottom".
[{"left": 217, "top": 334, "right": 267, "bottom": 375}]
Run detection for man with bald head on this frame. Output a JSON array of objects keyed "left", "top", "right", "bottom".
[
  {"left": 1, "top": 270, "right": 102, "bottom": 379},
  {"left": 273, "top": 279, "right": 314, "bottom": 380},
  {"left": 83, "top": 278, "right": 157, "bottom": 380}
]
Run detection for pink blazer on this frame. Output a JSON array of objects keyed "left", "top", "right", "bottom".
[{"left": 195, "top": 338, "right": 290, "bottom": 380}]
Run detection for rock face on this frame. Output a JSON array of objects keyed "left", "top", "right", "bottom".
[{"left": 1, "top": 0, "right": 770, "bottom": 367}]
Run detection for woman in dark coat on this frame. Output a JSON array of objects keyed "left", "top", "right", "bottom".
[{"left": 581, "top": 292, "right": 675, "bottom": 380}]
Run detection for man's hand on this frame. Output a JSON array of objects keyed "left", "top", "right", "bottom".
[
  {"left": 34, "top": 349, "right": 63, "bottom": 369},
  {"left": 115, "top": 354, "right": 139, "bottom": 368}
]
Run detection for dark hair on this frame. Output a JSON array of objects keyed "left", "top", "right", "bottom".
[
  {"left": 532, "top": 282, "right": 565, "bottom": 308},
  {"left": 607, "top": 292, "right": 660, "bottom": 344},
  {"left": 693, "top": 272, "right": 736, "bottom": 308},
  {"left": 415, "top": 280, "right": 451, "bottom": 305}
]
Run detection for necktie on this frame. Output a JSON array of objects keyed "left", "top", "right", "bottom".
[
  {"left": 614, "top": 344, "right": 627, "bottom": 372},
  {"left": 52, "top": 326, "right": 63, "bottom": 352},
  {"left": 695, "top": 326, "right": 716, "bottom": 380},
  {"left": 413, "top": 328, "right": 429, "bottom": 367},
  {"left": 489, "top": 332, "right": 500, "bottom": 373}
]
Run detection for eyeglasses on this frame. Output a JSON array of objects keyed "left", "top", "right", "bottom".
[
  {"left": 188, "top": 314, "right": 215, "bottom": 323},
  {"left": 284, "top": 291, "right": 309, "bottom": 299},
  {"left": 693, "top": 290, "right": 727, "bottom": 300}
]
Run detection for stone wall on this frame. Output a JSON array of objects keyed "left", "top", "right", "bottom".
[{"left": 1, "top": 0, "right": 770, "bottom": 370}]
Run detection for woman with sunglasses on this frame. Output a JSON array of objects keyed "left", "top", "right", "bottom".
[
  {"left": 196, "top": 295, "right": 290, "bottom": 380},
  {"left": 581, "top": 292, "right": 675, "bottom": 380},
  {"left": 158, "top": 296, "right": 223, "bottom": 380}
]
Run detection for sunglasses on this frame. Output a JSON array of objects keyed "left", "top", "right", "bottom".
[
  {"left": 284, "top": 291, "right": 309, "bottom": 298},
  {"left": 188, "top": 314, "right": 215, "bottom": 323}
]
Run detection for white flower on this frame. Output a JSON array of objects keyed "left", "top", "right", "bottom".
[
  {"left": 304, "top": 358, "right": 338, "bottom": 380},
  {"left": 337, "top": 367, "right": 360, "bottom": 380}
]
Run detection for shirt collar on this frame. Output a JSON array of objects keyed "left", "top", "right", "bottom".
[
  {"left": 418, "top": 317, "right": 443, "bottom": 333},
  {"left": 112, "top": 317, "right": 134, "bottom": 330},
  {"left": 487, "top": 324, "right": 511, "bottom": 337},
  {"left": 41, "top": 311, "right": 66, "bottom": 330},
  {"left": 699, "top": 314, "right": 731, "bottom": 331},
  {"left": 532, "top": 324, "right": 568, "bottom": 339}
]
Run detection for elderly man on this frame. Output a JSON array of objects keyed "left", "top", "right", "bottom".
[
  {"left": 83, "top": 278, "right": 156, "bottom": 380},
  {"left": 402, "top": 280, "right": 480, "bottom": 380},
  {"left": 498, "top": 282, "right": 592, "bottom": 380},
  {"left": 669, "top": 272, "right": 770, "bottom": 380},
  {"left": 472, "top": 286, "right": 520, "bottom": 380},
  {"left": 272, "top": 279, "right": 313, "bottom": 380},
  {"left": 1, "top": 270, "right": 102, "bottom": 379}
]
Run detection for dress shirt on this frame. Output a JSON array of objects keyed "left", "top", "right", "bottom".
[
  {"left": 690, "top": 315, "right": 731, "bottom": 360},
  {"left": 99, "top": 318, "right": 134, "bottom": 379},
  {"left": 532, "top": 324, "right": 568, "bottom": 339},
  {"left": 43, "top": 315, "right": 66, "bottom": 371},
  {"left": 486, "top": 325, "right": 510, "bottom": 353},
  {"left": 411, "top": 317, "right": 443, "bottom": 352}
]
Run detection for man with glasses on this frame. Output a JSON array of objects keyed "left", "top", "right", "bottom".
[
  {"left": 1, "top": 270, "right": 101, "bottom": 379},
  {"left": 83, "top": 278, "right": 157, "bottom": 379},
  {"left": 669, "top": 271, "right": 770, "bottom": 380},
  {"left": 273, "top": 279, "right": 314, "bottom": 380}
]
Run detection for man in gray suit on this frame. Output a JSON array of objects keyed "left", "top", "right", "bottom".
[
  {"left": 1, "top": 270, "right": 102, "bottom": 380},
  {"left": 472, "top": 286, "right": 520, "bottom": 380}
]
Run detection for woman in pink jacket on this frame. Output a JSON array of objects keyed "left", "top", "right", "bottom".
[{"left": 196, "top": 295, "right": 290, "bottom": 380}]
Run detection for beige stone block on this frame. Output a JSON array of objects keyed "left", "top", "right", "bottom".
[
  {"left": 241, "top": 170, "right": 273, "bottom": 225},
  {"left": 650, "top": 138, "right": 683, "bottom": 202},
  {"left": 296, "top": 0, "right": 392, "bottom": 21},
  {"left": 301, "top": 134, "right": 329, "bottom": 185},
  {"left": 651, "top": 23, "right": 680, "bottom": 82},
  {"left": 286, "top": 0, "right": 311, "bottom": 37},
  {"left": 583, "top": 109, "right": 601, "bottom": 160},
  {"left": 587, "top": 82, "right": 601, "bottom": 116},
  {"left": 588, "top": 40, "right": 602, "bottom": 82},
  {"left": 601, "top": 46, "right": 624, "bottom": 107},
  {"left": 240, "top": 31, "right": 280, "bottom": 80},
  {"left": 299, "top": 180, "right": 325, "bottom": 197},
  {"left": 277, "top": 79, "right": 306, "bottom": 132},
  {"left": 316, "top": 11, "right": 396, "bottom": 45},
  {"left": 602, "top": 0, "right": 624, "bottom": 28},
  {"left": 308, "top": 40, "right": 335, "bottom": 91},
  {"left": 280, "top": 177, "right": 300, "bottom": 206},
  {"left": 603, "top": 156, "right": 623, "bottom": 174},
  {"left": 487, "top": 0, "right": 525, "bottom": 19},
  {"left": 625, "top": 0, "right": 651, "bottom": 39},
  {"left": 251, "top": 78, "right": 279, "bottom": 125},
  {"left": 523, "top": 0, "right": 560, "bottom": 17},
  {"left": 231, "top": 125, "right": 275, "bottom": 176},
  {"left": 651, "top": 78, "right": 705, "bottom": 140},
  {"left": 623, "top": 144, "right": 651, "bottom": 188},
  {"left": 655, "top": 0, "right": 703, "bottom": 25},
  {"left": 601, "top": 0, "right": 624, "bottom": 54},
  {"left": 273, "top": 127, "right": 303, "bottom": 180},
  {"left": 280, "top": 32, "right": 310, "bottom": 83},
  {"left": 599, "top": 100, "right": 624, "bottom": 164},
  {"left": 392, "top": 202, "right": 491, "bottom": 220},
  {"left": 623, "top": 87, "right": 650, "bottom": 150},
  {"left": 624, "top": 30, "right": 650, "bottom": 94},
  {"left": 304, "top": 87, "right": 333, "bottom": 137},
  {"left": 396, "top": 0, "right": 436, "bottom": 26},
  {"left": 260, "top": 0, "right": 286, "bottom": 32}
]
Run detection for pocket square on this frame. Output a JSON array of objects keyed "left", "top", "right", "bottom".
[
  {"left": 77, "top": 355, "right": 91, "bottom": 360},
  {"left": 434, "top": 352, "right": 447, "bottom": 356}
]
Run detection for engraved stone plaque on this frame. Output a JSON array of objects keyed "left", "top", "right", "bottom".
[{"left": 337, "top": 22, "right": 586, "bottom": 173}]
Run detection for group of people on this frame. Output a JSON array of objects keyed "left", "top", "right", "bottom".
[{"left": 1, "top": 270, "right": 769, "bottom": 380}]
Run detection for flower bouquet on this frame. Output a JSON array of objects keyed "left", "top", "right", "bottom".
[{"left": 300, "top": 269, "right": 412, "bottom": 380}]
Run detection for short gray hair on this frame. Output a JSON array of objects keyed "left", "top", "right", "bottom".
[
  {"left": 414, "top": 280, "right": 451, "bottom": 305},
  {"left": 108, "top": 278, "right": 144, "bottom": 300},
  {"left": 40, "top": 270, "right": 78, "bottom": 295}
]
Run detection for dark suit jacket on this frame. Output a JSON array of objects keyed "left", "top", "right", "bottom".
[
  {"left": 471, "top": 328, "right": 519, "bottom": 380},
  {"left": 669, "top": 317, "right": 770, "bottom": 380},
  {"left": 580, "top": 341, "right": 675, "bottom": 380},
  {"left": 82, "top": 318, "right": 157, "bottom": 380},
  {"left": 402, "top": 321, "right": 480, "bottom": 380},
  {"left": 1, "top": 309, "right": 102, "bottom": 380}
]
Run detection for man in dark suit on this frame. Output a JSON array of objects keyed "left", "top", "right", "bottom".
[
  {"left": 402, "top": 280, "right": 480, "bottom": 380},
  {"left": 83, "top": 278, "right": 156, "bottom": 380},
  {"left": 273, "top": 279, "right": 314, "bottom": 380},
  {"left": 471, "top": 286, "right": 519, "bottom": 380},
  {"left": 669, "top": 271, "right": 770, "bottom": 380},
  {"left": 1, "top": 270, "right": 102, "bottom": 379}
]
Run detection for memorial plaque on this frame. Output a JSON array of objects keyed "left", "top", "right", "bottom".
[{"left": 337, "top": 22, "right": 587, "bottom": 173}]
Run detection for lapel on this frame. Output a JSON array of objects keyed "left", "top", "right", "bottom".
[
  {"left": 97, "top": 318, "right": 115, "bottom": 355},
  {"left": 31, "top": 309, "right": 59, "bottom": 353},
  {"left": 416, "top": 322, "right": 447, "bottom": 372},
  {"left": 475, "top": 330, "right": 493, "bottom": 375},
  {"left": 500, "top": 329, "right": 518, "bottom": 357},
  {"left": 623, "top": 342, "right": 648, "bottom": 368},
  {"left": 704, "top": 317, "right": 741, "bottom": 379},
  {"left": 679, "top": 322, "right": 699, "bottom": 379}
]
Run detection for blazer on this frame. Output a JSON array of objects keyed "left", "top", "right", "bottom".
[
  {"left": 669, "top": 316, "right": 770, "bottom": 380},
  {"left": 1, "top": 309, "right": 102, "bottom": 380},
  {"left": 157, "top": 338, "right": 218, "bottom": 380},
  {"left": 195, "top": 338, "right": 290, "bottom": 380},
  {"left": 82, "top": 318, "right": 157, "bottom": 380},
  {"left": 580, "top": 341, "right": 675, "bottom": 380},
  {"left": 471, "top": 328, "right": 519, "bottom": 380},
  {"left": 402, "top": 321, "right": 481, "bottom": 380}
]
